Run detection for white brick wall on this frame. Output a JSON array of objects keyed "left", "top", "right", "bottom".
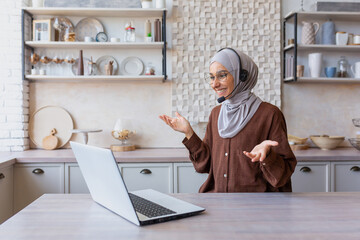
[{"left": 0, "top": 0, "right": 30, "bottom": 152}]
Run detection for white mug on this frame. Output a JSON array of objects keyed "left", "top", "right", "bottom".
[
  {"left": 308, "top": 53, "right": 322, "bottom": 78},
  {"left": 31, "top": 68, "right": 38, "bottom": 75},
  {"left": 84, "top": 36, "right": 93, "bottom": 42},
  {"left": 32, "top": 0, "right": 44, "bottom": 7},
  {"left": 110, "top": 37, "right": 120, "bottom": 42},
  {"left": 351, "top": 62, "right": 360, "bottom": 78}
]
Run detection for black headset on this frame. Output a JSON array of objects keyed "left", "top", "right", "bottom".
[
  {"left": 217, "top": 48, "right": 248, "bottom": 82},
  {"left": 216, "top": 48, "right": 249, "bottom": 103}
]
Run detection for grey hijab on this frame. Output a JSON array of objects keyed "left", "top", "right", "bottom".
[{"left": 210, "top": 49, "right": 262, "bottom": 138}]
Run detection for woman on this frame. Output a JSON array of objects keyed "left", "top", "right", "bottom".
[{"left": 160, "top": 48, "right": 297, "bottom": 192}]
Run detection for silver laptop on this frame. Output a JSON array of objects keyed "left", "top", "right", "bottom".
[{"left": 70, "top": 141, "right": 205, "bottom": 226}]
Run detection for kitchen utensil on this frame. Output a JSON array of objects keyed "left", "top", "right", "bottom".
[
  {"left": 71, "top": 129, "right": 102, "bottom": 144},
  {"left": 105, "top": 61, "right": 114, "bottom": 75},
  {"left": 337, "top": 56, "right": 349, "bottom": 78},
  {"left": 29, "top": 106, "right": 74, "bottom": 148},
  {"left": 96, "top": 56, "right": 118, "bottom": 75},
  {"left": 71, "top": 57, "right": 90, "bottom": 76},
  {"left": 325, "top": 67, "right": 336, "bottom": 78},
  {"left": 75, "top": 18, "right": 104, "bottom": 42},
  {"left": 351, "top": 62, "right": 360, "bottom": 78},
  {"left": 348, "top": 138, "right": 360, "bottom": 151},
  {"left": 288, "top": 134, "right": 308, "bottom": 145},
  {"left": 290, "top": 144, "right": 309, "bottom": 151},
  {"left": 120, "top": 56, "right": 144, "bottom": 75},
  {"left": 310, "top": 135, "right": 344, "bottom": 150},
  {"left": 42, "top": 128, "right": 59, "bottom": 150},
  {"left": 336, "top": 32, "right": 348, "bottom": 46},
  {"left": 320, "top": 20, "right": 335, "bottom": 45},
  {"left": 352, "top": 118, "right": 360, "bottom": 127},
  {"left": 301, "top": 21, "right": 319, "bottom": 45},
  {"left": 308, "top": 53, "right": 322, "bottom": 77}
]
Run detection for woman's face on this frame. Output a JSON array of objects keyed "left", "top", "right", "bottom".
[{"left": 209, "top": 62, "right": 235, "bottom": 99}]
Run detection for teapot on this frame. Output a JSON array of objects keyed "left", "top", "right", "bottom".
[{"left": 301, "top": 21, "right": 320, "bottom": 45}]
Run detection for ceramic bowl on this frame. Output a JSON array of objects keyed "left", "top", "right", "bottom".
[
  {"left": 288, "top": 134, "right": 308, "bottom": 145},
  {"left": 348, "top": 138, "right": 360, "bottom": 151},
  {"left": 310, "top": 135, "right": 344, "bottom": 150}
]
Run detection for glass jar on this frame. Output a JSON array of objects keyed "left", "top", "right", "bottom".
[
  {"left": 125, "top": 26, "right": 136, "bottom": 42},
  {"left": 337, "top": 56, "right": 348, "bottom": 78}
]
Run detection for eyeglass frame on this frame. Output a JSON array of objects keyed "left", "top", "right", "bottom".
[{"left": 204, "top": 70, "right": 230, "bottom": 84}]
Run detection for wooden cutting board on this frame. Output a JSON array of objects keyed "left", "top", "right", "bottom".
[{"left": 42, "top": 129, "right": 59, "bottom": 150}]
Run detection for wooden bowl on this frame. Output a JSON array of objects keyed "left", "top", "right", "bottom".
[{"left": 310, "top": 135, "right": 344, "bottom": 150}]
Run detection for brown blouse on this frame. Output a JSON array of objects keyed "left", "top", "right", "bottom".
[{"left": 182, "top": 102, "right": 297, "bottom": 193}]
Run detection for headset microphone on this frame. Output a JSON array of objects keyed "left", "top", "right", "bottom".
[{"left": 217, "top": 80, "right": 241, "bottom": 103}]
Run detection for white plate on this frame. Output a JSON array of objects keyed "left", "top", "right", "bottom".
[
  {"left": 75, "top": 18, "right": 104, "bottom": 42},
  {"left": 120, "top": 57, "right": 144, "bottom": 76},
  {"left": 71, "top": 57, "right": 91, "bottom": 76},
  {"left": 29, "top": 106, "right": 74, "bottom": 149},
  {"left": 96, "top": 56, "right": 119, "bottom": 75}
]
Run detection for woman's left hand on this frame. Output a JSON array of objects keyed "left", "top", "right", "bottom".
[{"left": 243, "top": 140, "right": 279, "bottom": 162}]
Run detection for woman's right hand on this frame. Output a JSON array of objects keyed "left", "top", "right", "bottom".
[{"left": 159, "top": 112, "right": 194, "bottom": 139}]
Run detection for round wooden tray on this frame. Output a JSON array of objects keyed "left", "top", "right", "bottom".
[{"left": 110, "top": 144, "right": 135, "bottom": 152}]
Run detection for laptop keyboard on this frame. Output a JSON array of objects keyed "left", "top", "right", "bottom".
[{"left": 128, "top": 193, "right": 176, "bottom": 218}]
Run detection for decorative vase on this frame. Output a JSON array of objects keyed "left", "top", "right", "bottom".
[
  {"left": 321, "top": 20, "right": 335, "bottom": 45},
  {"left": 301, "top": 21, "right": 320, "bottom": 45}
]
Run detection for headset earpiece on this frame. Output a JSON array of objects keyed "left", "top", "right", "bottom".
[{"left": 239, "top": 69, "right": 248, "bottom": 82}]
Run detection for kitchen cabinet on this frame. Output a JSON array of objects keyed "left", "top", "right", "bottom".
[
  {"left": 291, "top": 162, "right": 330, "bottom": 192},
  {"left": 0, "top": 166, "right": 13, "bottom": 224},
  {"left": 118, "top": 163, "right": 173, "bottom": 193},
  {"left": 173, "top": 163, "right": 208, "bottom": 193},
  {"left": 283, "top": 11, "right": 360, "bottom": 83},
  {"left": 64, "top": 163, "right": 89, "bottom": 194},
  {"left": 331, "top": 161, "right": 360, "bottom": 192},
  {"left": 22, "top": 7, "right": 167, "bottom": 83},
  {"left": 13, "top": 163, "right": 64, "bottom": 213}
]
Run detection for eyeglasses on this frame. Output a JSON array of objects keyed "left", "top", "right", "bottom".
[{"left": 204, "top": 71, "right": 229, "bottom": 84}]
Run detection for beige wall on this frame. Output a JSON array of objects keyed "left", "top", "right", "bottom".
[{"left": 29, "top": 82, "right": 185, "bottom": 148}]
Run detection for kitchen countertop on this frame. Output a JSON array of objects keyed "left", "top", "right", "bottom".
[
  {"left": 1, "top": 147, "right": 360, "bottom": 169},
  {"left": 1, "top": 192, "right": 359, "bottom": 239}
]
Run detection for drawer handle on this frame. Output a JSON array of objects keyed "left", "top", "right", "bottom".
[
  {"left": 140, "top": 169, "right": 152, "bottom": 174},
  {"left": 0, "top": 173, "right": 4, "bottom": 180},
  {"left": 32, "top": 168, "right": 44, "bottom": 174},
  {"left": 300, "top": 167, "right": 311, "bottom": 173},
  {"left": 350, "top": 166, "right": 360, "bottom": 172}
]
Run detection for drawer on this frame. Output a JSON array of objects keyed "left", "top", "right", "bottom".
[
  {"left": 174, "top": 163, "right": 208, "bottom": 193},
  {"left": 291, "top": 162, "right": 330, "bottom": 192},
  {"left": 332, "top": 162, "right": 360, "bottom": 192},
  {"left": 118, "top": 163, "right": 173, "bottom": 193}
]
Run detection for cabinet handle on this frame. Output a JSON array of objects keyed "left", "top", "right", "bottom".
[
  {"left": 32, "top": 168, "right": 44, "bottom": 174},
  {"left": 140, "top": 169, "right": 152, "bottom": 174},
  {"left": 350, "top": 166, "right": 360, "bottom": 172},
  {"left": 0, "top": 173, "right": 4, "bottom": 180},
  {"left": 300, "top": 167, "right": 311, "bottom": 172}
]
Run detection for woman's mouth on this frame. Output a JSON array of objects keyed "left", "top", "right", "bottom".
[{"left": 216, "top": 88, "right": 227, "bottom": 96}]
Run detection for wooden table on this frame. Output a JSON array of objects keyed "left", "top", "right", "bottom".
[{"left": 1, "top": 193, "right": 360, "bottom": 239}]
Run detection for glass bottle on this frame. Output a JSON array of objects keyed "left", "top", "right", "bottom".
[
  {"left": 124, "top": 22, "right": 136, "bottom": 42},
  {"left": 337, "top": 56, "right": 348, "bottom": 78}
]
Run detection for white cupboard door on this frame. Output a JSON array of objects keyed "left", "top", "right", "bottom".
[
  {"left": 65, "top": 163, "right": 89, "bottom": 194},
  {"left": 332, "top": 162, "right": 360, "bottom": 192},
  {"left": 0, "top": 166, "right": 13, "bottom": 224},
  {"left": 291, "top": 162, "right": 330, "bottom": 192},
  {"left": 174, "top": 163, "right": 208, "bottom": 193},
  {"left": 14, "top": 163, "right": 64, "bottom": 213},
  {"left": 119, "top": 163, "right": 173, "bottom": 193}
]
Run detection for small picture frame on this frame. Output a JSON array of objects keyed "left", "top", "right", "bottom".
[{"left": 32, "top": 19, "right": 55, "bottom": 41}]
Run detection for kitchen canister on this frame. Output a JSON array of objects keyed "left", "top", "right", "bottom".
[
  {"left": 320, "top": 20, "right": 335, "bottom": 45},
  {"left": 308, "top": 53, "right": 322, "bottom": 78},
  {"left": 141, "top": 0, "right": 152, "bottom": 8},
  {"left": 155, "top": 0, "right": 166, "bottom": 8},
  {"left": 336, "top": 32, "right": 348, "bottom": 46},
  {"left": 301, "top": 21, "right": 320, "bottom": 45}
]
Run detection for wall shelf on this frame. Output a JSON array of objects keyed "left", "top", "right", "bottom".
[
  {"left": 25, "top": 41, "right": 164, "bottom": 49},
  {"left": 23, "top": 7, "right": 166, "bottom": 17},
  {"left": 285, "top": 11, "right": 360, "bottom": 21},
  {"left": 25, "top": 75, "right": 165, "bottom": 82},
  {"left": 284, "top": 44, "right": 360, "bottom": 52},
  {"left": 284, "top": 77, "right": 360, "bottom": 83}
]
